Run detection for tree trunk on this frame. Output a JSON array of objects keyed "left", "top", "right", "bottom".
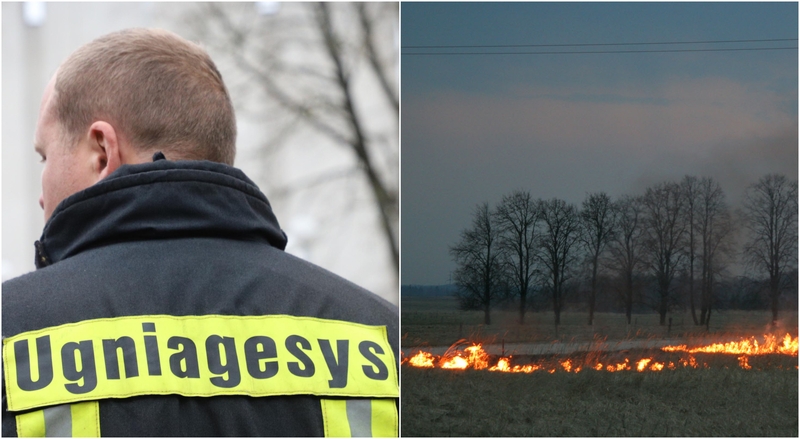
[
  {"left": 625, "top": 271, "right": 633, "bottom": 325},
  {"left": 484, "top": 304, "right": 491, "bottom": 325},
  {"left": 771, "top": 297, "right": 779, "bottom": 327},
  {"left": 588, "top": 258, "right": 598, "bottom": 326},
  {"left": 552, "top": 275, "right": 561, "bottom": 327},
  {"left": 699, "top": 264, "right": 708, "bottom": 325},
  {"left": 689, "top": 276, "right": 698, "bottom": 325},
  {"left": 689, "top": 234, "right": 697, "bottom": 326},
  {"left": 771, "top": 275, "right": 780, "bottom": 326},
  {"left": 553, "top": 295, "right": 561, "bottom": 327},
  {"left": 519, "top": 292, "right": 527, "bottom": 325},
  {"left": 659, "top": 293, "right": 668, "bottom": 326}
]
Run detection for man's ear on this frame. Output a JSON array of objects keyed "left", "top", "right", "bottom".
[{"left": 87, "top": 121, "right": 122, "bottom": 181}]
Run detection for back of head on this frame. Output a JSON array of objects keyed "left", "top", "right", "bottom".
[{"left": 53, "top": 28, "right": 236, "bottom": 165}]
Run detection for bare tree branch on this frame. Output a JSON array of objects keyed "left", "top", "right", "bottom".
[
  {"left": 641, "top": 182, "right": 686, "bottom": 325},
  {"left": 495, "top": 190, "right": 539, "bottom": 324},
  {"left": 181, "top": 2, "right": 398, "bottom": 278},
  {"left": 314, "top": 3, "right": 398, "bottom": 269},
  {"left": 742, "top": 174, "right": 798, "bottom": 325},
  {"left": 357, "top": 3, "right": 399, "bottom": 113},
  {"left": 450, "top": 202, "right": 506, "bottom": 325},
  {"left": 536, "top": 198, "right": 582, "bottom": 328},
  {"left": 580, "top": 192, "right": 616, "bottom": 326},
  {"left": 608, "top": 195, "right": 646, "bottom": 325}
]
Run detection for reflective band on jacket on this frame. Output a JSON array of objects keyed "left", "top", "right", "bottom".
[
  {"left": 3, "top": 315, "right": 398, "bottom": 412},
  {"left": 16, "top": 401, "right": 100, "bottom": 437},
  {"left": 321, "top": 399, "right": 398, "bottom": 437}
]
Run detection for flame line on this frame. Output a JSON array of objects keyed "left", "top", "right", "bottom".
[{"left": 402, "top": 334, "right": 797, "bottom": 374}]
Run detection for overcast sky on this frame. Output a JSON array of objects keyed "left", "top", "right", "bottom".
[{"left": 401, "top": 2, "right": 798, "bottom": 286}]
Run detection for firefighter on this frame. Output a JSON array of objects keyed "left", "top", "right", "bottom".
[{"left": 2, "top": 28, "right": 398, "bottom": 437}]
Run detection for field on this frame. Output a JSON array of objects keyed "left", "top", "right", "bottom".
[
  {"left": 402, "top": 366, "right": 798, "bottom": 436},
  {"left": 401, "top": 296, "right": 799, "bottom": 348},
  {"left": 401, "top": 296, "right": 799, "bottom": 436}
]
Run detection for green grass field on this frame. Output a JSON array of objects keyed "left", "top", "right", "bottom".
[{"left": 401, "top": 297, "right": 799, "bottom": 436}]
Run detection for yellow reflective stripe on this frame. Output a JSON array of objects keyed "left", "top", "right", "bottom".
[
  {"left": 321, "top": 399, "right": 350, "bottom": 437},
  {"left": 371, "top": 399, "right": 398, "bottom": 437},
  {"left": 320, "top": 399, "right": 398, "bottom": 437},
  {"left": 16, "top": 408, "right": 46, "bottom": 437},
  {"left": 14, "top": 402, "right": 99, "bottom": 437},
  {"left": 4, "top": 315, "right": 397, "bottom": 411},
  {"left": 71, "top": 401, "right": 100, "bottom": 437}
]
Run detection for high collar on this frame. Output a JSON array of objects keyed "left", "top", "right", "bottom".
[{"left": 35, "top": 159, "right": 287, "bottom": 268}]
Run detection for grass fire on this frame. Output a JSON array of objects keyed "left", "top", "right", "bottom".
[
  {"left": 401, "top": 303, "right": 798, "bottom": 436},
  {"left": 403, "top": 333, "right": 798, "bottom": 374}
]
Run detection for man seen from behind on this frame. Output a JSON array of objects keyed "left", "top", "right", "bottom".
[{"left": 2, "top": 28, "right": 399, "bottom": 437}]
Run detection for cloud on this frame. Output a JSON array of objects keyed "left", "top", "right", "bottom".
[{"left": 407, "top": 75, "right": 793, "bottom": 156}]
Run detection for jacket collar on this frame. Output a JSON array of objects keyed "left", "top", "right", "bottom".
[{"left": 35, "top": 158, "right": 287, "bottom": 268}]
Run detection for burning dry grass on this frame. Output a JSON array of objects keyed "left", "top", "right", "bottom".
[
  {"left": 401, "top": 300, "right": 798, "bottom": 435},
  {"left": 403, "top": 333, "right": 798, "bottom": 374},
  {"left": 400, "top": 336, "right": 797, "bottom": 436},
  {"left": 401, "top": 366, "right": 798, "bottom": 436}
]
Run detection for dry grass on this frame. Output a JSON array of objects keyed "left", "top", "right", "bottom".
[
  {"left": 401, "top": 296, "right": 798, "bottom": 347},
  {"left": 401, "top": 365, "right": 798, "bottom": 436},
  {"left": 401, "top": 298, "right": 798, "bottom": 436}
]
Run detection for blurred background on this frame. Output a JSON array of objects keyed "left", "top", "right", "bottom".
[{"left": 2, "top": 2, "right": 399, "bottom": 305}]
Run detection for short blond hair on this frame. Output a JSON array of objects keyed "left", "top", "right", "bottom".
[{"left": 53, "top": 28, "right": 236, "bottom": 165}]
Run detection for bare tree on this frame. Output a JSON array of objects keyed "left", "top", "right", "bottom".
[
  {"left": 608, "top": 195, "right": 646, "bottom": 325},
  {"left": 495, "top": 190, "right": 540, "bottom": 325},
  {"left": 537, "top": 199, "right": 582, "bottom": 328},
  {"left": 450, "top": 203, "right": 505, "bottom": 325},
  {"left": 680, "top": 175, "right": 701, "bottom": 325},
  {"left": 181, "top": 3, "right": 399, "bottom": 272},
  {"left": 696, "top": 177, "right": 734, "bottom": 327},
  {"left": 580, "top": 192, "right": 616, "bottom": 326},
  {"left": 742, "top": 174, "right": 798, "bottom": 326},
  {"left": 641, "top": 182, "right": 686, "bottom": 325}
]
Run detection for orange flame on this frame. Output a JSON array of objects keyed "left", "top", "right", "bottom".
[
  {"left": 738, "top": 355, "right": 752, "bottom": 370},
  {"left": 405, "top": 333, "right": 797, "bottom": 374},
  {"left": 407, "top": 351, "right": 435, "bottom": 368},
  {"left": 607, "top": 359, "right": 630, "bottom": 372},
  {"left": 662, "top": 333, "right": 798, "bottom": 356},
  {"left": 490, "top": 357, "right": 512, "bottom": 372},
  {"left": 441, "top": 356, "right": 469, "bottom": 369},
  {"left": 489, "top": 357, "right": 542, "bottom": 373},
  {"left": 440, "top": 344, "right": 490, "bottom": 370}
]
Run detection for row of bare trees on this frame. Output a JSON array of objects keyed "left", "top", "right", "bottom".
[{"left": 450, "top": 174, "right": 797, "bottom": 328}]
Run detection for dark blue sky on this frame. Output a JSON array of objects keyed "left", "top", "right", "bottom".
[{"left": 401, "top": 2, "right": 798, "bottom": 285}]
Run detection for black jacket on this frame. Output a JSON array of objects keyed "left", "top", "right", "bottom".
[{"left": 2, "top": 158, "right": 399, "bottom": 436}]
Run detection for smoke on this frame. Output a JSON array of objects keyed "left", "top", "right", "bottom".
[
  {"left": 703, "top": 126, "right": 798, "bottom": 205},
  {"left": 764, "top": 315, "right": 798, "bottom": 335}
]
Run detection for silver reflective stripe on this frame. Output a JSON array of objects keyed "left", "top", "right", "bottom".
[
  {"left": 346, "top": 399, "right": 372, "bottom": 437},
  {"left": 43, "top": 405, "right": 71, "bottom": 437}
]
